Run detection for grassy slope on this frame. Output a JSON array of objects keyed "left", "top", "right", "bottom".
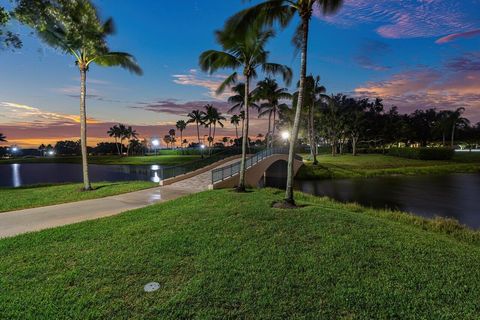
[
  {"left": 1, "top": 189, "right": 480, "bottom": 319},
  {"left": 0, "top": 155, "right": 200, "bottom": 166},
  {"left": 297, "top": 153, "right": 480, "bottom": 179},
  {"left": 0, "top": 181, "right": 156, "bottom": 212}
]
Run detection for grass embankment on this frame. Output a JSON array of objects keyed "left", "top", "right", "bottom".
[
  {"left": 297, "top": 153, "right": 480, "bottom": 180},
  {"left": 1, "top": 189, "right": 480, "bottom": 319},
  {"left": 0, "top": 181, "right": 156, "bottom": 212},
  {"left": 0, "top": 155, "right": 200, "bottom": 166}
]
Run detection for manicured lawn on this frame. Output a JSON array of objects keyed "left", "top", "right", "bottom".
[
  {"left": 0, "top": 154, "right": 200, "bottom": 166},
  {"left": 1, "top": 189, "right": 480, "bottom": 319},
  {"left": 298, "top": 153, "right": 480, "bottom": 179},
  {"left": 0, "top": 181, "right": 156, "bottom": 212}
]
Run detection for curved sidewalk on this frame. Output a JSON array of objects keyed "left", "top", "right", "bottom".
[{"left": 0, "top": 158, "right": 241, "bottom": 239}]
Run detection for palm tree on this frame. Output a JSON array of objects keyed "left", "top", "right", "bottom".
[
  {"left": 176, "top": 120, "right": 187, "bottom": 148},
  {"left": 199, "top": 29, "right": 292, "bottom": 191},
  {"left": 168, "top": 129, "right": 176, "bottom": 148},
  {"left": 449, "top": 107, "right": 470, "bottom": 147},
  {"left": 222, "top": 136, "right": 230, "bottom": 146},
  {"left": 107, "top": 125, "right": 121, "bottom": 155},
  {"left": 124, "top": 126, "right": 138, "bottom": 156},
  {"left": 19, "top": 1, "right": 142, "bottom": 190},
  {"left": 117, "top": 124, "right": 128, "bottom": 155},
  {"left": 187, "top": 109, "right": 205, "bottom": 144},
  {"left": 257, "top": 78, "right": 291, "bottom": 148},
  {"left": 0, "top": 133, "right": 6, "bottom": 142},
  {"left": 230, "top": 114, "right": 241, "bottom": 139},
  {"left": 292, "top": 75, "right": 327, "bottom": 164},
  {"left": 228, "top": 83, "right": 259, "bottom": 113},
  {"left": 225, "top": 0, "right": 343, "bottom": 203}
]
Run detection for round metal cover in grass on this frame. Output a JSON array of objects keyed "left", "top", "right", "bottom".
[{"left": 144, "top": 282, "right": 160, "bottom": 292}]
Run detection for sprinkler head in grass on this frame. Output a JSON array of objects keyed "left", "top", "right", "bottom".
[{"left": 144, "top": 282, "right": 160, "bottom": 292}]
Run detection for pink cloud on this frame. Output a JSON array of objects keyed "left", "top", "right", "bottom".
[
  {"left": 436, "top": 29, "right": 480, "bottom": 44},
  {"left": 321, "top": 0, "right": 480, "bottom": 40},
  {"left": 354, "top": 65, "right": 480, "bottom": 122}
]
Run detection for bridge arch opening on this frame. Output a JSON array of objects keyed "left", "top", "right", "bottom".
[{"left": 259, "top": 159, "right": 288, "bottom": 188}]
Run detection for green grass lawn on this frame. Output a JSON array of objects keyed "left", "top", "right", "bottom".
[
  {"left": 0, "top": 181, "right": 156, "bottom": 212},
  {"left": 1, "top": 189, "right": 480, "bottom": 319},
  {"left": 298, "top": 153, "right": 480, "bottom": 179},
  {"left": 0, "top": 154, "right": 200, "bottom": 166}
]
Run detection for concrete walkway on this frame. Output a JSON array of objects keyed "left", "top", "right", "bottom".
[{"left": 0, "top": 158, "right": 241, "bottom": 239}]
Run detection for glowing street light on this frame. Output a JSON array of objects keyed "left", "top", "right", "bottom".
[
  {"left": 151, "top": 139, "right": 160, "bottom": 147},
  {"left": 47, "top": 150, "right": 55, "bottom": 156},
  {"left": 281, "top": 131, "right": 290, "bottom": 141},
  {"left": 11, "top": 146, "right": 18, "bottom": 153},
  {"left": 200, "top": 144, "right": 206, "bottom": 149}
]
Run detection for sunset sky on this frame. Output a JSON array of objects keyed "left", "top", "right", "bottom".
[{"left": 1, "top": 0, "right": 480, "bottom": 148}]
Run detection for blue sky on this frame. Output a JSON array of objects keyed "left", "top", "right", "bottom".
[{"left": 1, "top": 0, "right": 480, "bottom": 146}]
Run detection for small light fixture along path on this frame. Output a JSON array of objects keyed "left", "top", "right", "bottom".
[{"left": 144, "top": 282, "right": 161, "bottom": 292}]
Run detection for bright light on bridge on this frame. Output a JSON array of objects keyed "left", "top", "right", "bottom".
[{"left": 281, "top": 131, "right": 290, "bottom": 141}]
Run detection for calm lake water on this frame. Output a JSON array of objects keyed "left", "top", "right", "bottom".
[
  {"left": 0, "top": 163, "right": 162, "bottom": 187},
  {"left": 288, "top": 174, "right": 480, "bottom": 229},
  {"left": 1, "top": 163, "right": 479, "bottom": 229}
]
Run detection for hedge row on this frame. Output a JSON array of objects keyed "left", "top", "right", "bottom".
[{"left": 387, "top": 147, "right": 454, "bottom": 160}]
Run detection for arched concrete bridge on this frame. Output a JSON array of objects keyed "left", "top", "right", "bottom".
[{"left": 209, "top": 148, "right": 304, "bottom": 189}]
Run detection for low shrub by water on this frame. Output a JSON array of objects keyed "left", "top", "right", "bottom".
[{"left": 387, "top": 147, "right": 454, "bottom": 160}]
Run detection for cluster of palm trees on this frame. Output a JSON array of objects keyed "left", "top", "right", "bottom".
[
  {"left": 0, "top": 133, "right": 6, "bottom": 142},
  {"left": 185, "top": 104, "right": 229, "bottom": 148},
  {"left": 107, "top": 124, "right": 139, "bottom": 156},
  {"left": 199, "top": 0, "right": 343, "bottom": 204}
]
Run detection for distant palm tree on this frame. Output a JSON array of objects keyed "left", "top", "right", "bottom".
[
  {"left": 20, "top": 1, "right": 143, "bottom": 190},
  {"left": 163, "top": 135, "right": 172, "bottom": 149},
  {"left": 449, "top": 107, "right": 470, "bottom": 147},
  {"left": 230, "top": 114, "right": 240, "bottom": 139},
  {"left": 107, "top": 125, "right": 122, "bottom": 155},
  {"left": 199, "top": 29, "right": 292, "bottom": 191},
  {"left": 222, "top": 136, "right": 230, "bottom": 146},
  {"left": 38, "top": 143, "right": 46, "bottom": 156},
  {"left": 187, "top": 109, "right": 205, "bottom": 144},
  {"left": 257, "top": 78, "right": 291, "bottom": 148},
  {"left": 117, "top": 124, "right": 128, "bottom": 155},
  {"left": 168, "top": 129, "right": 176, "bottom": 148},
  {"left": 176, "top": 120, "right": 187, "bottom": 148},
  {"left": 0, "top": 133, "right": 6, "bottom": 142},
  {"left": 225, "top": 0, "right": 343, "bottom": 203},
  {"left": 124, "top": 126, "right": 138, "bottom": 156},
  {"left": 228, "top": 83, "right": 259, "bottom": 113}
]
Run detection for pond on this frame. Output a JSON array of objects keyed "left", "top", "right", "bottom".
[
  {"left": 0, "top": 163, "right": 162, "bottom": 187},
  {"left": 286, "top": 174, "right": 480, "bottom": 229}
]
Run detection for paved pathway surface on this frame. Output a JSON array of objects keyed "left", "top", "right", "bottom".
[{"left": 0, "top": 158, "right": 240, "bottom": 238}]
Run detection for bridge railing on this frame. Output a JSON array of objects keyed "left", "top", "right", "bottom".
[
  {"left": 212, "top": 147, "right": 293, "bottom": 184},
  {"left": 159, "top": 148, "right": 242, "bottom": 180}
]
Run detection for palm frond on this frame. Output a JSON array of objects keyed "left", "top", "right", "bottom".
[
  {"left": 217, "top": 72, "right": 238, "bottom": 95},
  {"left": 199, "top": 50, "right": 240, "bottom": 74},
  {"left": 262, "top": 63, "right": 293, "bottom": 85},
  {"left": 93, "top": 52, "right": 143, "bottom": 75}
]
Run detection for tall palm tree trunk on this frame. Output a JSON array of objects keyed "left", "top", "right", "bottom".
[
  {"left": 266, "top": 110, "right": 272, "bottom": 149},
  {"left": 238, "top": 76, "right": 250, "bottom": 192},
  {"left": 79, "top": 67, "right": 91, "bottom": 190},
  {"left": 285, "top": 19, "right": 309, "bottom": 205},
  {"left": 272, "top": 109, "right": 277, "bottom": 148},
  {"left": 235, "top": 125, "right": 239, "bottom": 140},
  {"left": 309, "top": 105, "right": 317, "bottom": 164},
  {"left": 196, "top": 122, "right": 201, "bottom": 144},
  {"left": 114, "top": 137, "right": 120, "bottom": 155}
]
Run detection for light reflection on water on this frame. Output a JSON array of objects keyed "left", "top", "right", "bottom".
[{"left": 0, "top": 163, "right": 163, "bottom": 187}]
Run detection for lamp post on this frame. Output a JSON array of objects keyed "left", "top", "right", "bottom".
[
  {"left": 200, "top": 144, "right": 205, "bottom": 159},
  {"left": 151, "top": 139, "right": 160, "bottom": 156},
  {"left": 281, "top": 131, "right": 290, "bottom": 146}
]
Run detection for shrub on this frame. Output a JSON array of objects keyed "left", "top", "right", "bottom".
[{"left": 387, "top": 147, "right": 454, "bottom": 160}]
